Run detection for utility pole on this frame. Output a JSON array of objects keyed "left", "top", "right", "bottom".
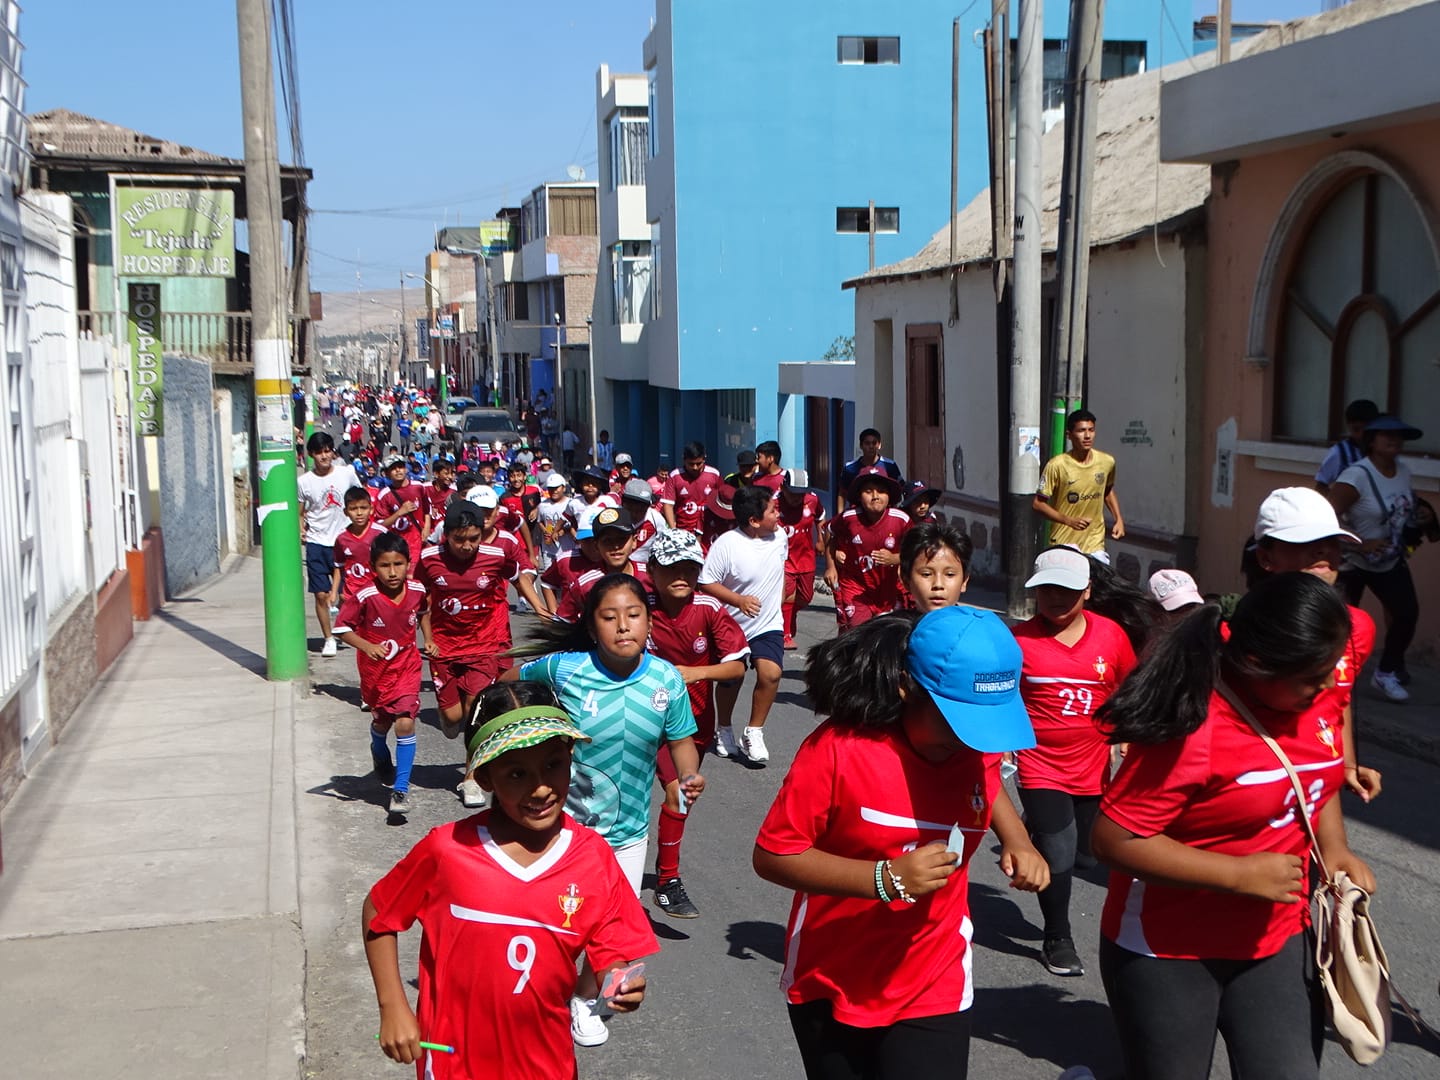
[
  {"left": 483, "top": 255, "right": 501, "bottom": 406},
  {"left": 949, "top": 17, "right": 961, "bottom": 325},
  {"left": 398, "top": 273, "right": 407, "bottom": 386},
  {"left": 237, "top": 0, "right": 307, "bottom": 680},
  {"left": 1006, "top": 0, "right": 1044, "bottom": 619},
  {"left": 1049, "top": 0, "right": 1106, "bottom": 459},
  {"left": 1218, "top": 0, "right": 1232, "bottom": 64}
]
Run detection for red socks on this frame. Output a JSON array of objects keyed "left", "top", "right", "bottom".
[{"left": 655, "top": 804, "right": 688, "bottom": 883}]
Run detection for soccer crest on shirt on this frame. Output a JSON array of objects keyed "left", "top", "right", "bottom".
[
  {"left": 691, "top": 636, "right": 707, "bottom": 655},
  {"left": 1093, "top": 656, "right": 1108, "bottom": 679},
  {"left": 558, "top": 883, "right": 585, "bottom": 928},
  {"left": 970, "top": 783, "right": 987, "bottom": 827},
  {"left": 1094, "top": 472, "right": 1105, "bottom": 484},
  {"left": 651, "top": 687, "right": 671, "bottom": 710},
  {"left": 1334, "top": 653, "right": 1351, "bottom": 685},
  {"left": 1316, "top": 714, "right": 1340, "bottom": 758},
  {"left": 883, "top": 536, "right": 896, "bottom": 549}
]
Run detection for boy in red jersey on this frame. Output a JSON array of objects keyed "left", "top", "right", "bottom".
[
  {"left": 331, "top": 487, "right": 388, "bottom": 604},
  {"left": 366, "top": 683, "right": 656, "bottom": 1080},
  {"left": 417, "top": 491, "right": 546, "bottom": 807},
  {"left": 501, "top": 462, "right": 541, "bottom": 563},
  {"left": 661, "top": 441, "right": 722, "bottom": 536},
  {"left": 824, "top": 466, "right": 912, "bottom": 631},
  {"left": 421, "top": 454, "right": 457, "bottom": 535},
  {"left": 644, "top": 529, "right": 749, "bottom": 918},
  {"left": 333, "top": 531, "right": 428, "bottom": 819},
  {"left": 552, "top": 507, "right": 651, "bottom": 624},
  {"left": 1011, "top": 546, "right": 1136, "bottom": 977},
  {"left": 375, "top": 454, "right": 427, "bottom": 567},
  {"left": 777, "top": 478, "right": 826, "bottom": 649}
]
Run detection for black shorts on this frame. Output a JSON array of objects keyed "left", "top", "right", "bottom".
[
  {"left": 305, "top": 542, "right": 336, "bottom": 594},
  {"left": 747, "top": 630, "right": 785, "bottom": 669}
]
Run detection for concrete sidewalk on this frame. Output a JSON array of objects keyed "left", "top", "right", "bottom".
[{"left": 0, "top": 554, "right": 304, "bottom": 1080}]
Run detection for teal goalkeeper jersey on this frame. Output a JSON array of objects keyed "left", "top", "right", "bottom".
[{"left": 519, "top": 651, "right": 697, "bottom": 846}]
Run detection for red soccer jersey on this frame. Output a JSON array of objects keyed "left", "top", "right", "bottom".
[
  {"left": 368, "top": 814, "right": 658, "bottom": 1080},
  {"left": 1100, "top": 689, "right": 1346, "bottom": 961},
  {"left": 1325, "top": 605, "right": 1376, "bottom": 716},
  {"left": 751, "top": 471, "right": 786, "bottom": 495},
  {"left": 422, "top": 482, "right": 456, "bottom": 530},
  {"left": 661, "top": 467, "right": 723, "bottom": 534},
  {"left": 502, "top": 486, "right": 540, "bottom": 529},
  {"left": 757, "top": 721, "right": 1000, "bottom": 1027},
  {"left": 1014, "top": 613, "right": 1137, "bottom": 795},
  {"left": 332, "top": 522, "right": 389, "bottom": 600},
  {"left": 830, "top": 507, "right": 911, "bottom": 610},
  {"left": 415, "top": 532, "right": 525, "bottom": 660},
  {"left": 554, "top": 561, "right": 652, "bottom": 624},
  {"left": 780, "top": 492, "right": 825, "bottom": 575},
  {"left": 334, "top": 580, "right": 427, "bottom": 711},
  {"left": 541, "top": 549, "right": 603, "bottom": 595},
  {"left": 375, "top": 481, "right": 428, "bottom": 555},
  {"left": 645, "top": 593, "right": 750, "bottom": 730}
]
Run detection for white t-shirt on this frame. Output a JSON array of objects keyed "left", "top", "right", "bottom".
[
  {"left": 1337, "top": 458, "right": 1414, "bottom": 573},
  {"left": 699, "top": 527, "right": 787, "bottom": 638},
  {"left": 536, "top": 498, "right": 576, "bottom": 558},
  {"left": 298, "top": 464, "right": 361, "bottom": 545}
]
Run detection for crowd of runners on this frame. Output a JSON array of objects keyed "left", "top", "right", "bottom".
[{"left": 289, "top": 401, "right": 1428, "bottom": 1080}]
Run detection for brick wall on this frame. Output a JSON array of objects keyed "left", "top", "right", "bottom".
[{"left": 43, "top": 595, "right": 97, "bottom": 744}]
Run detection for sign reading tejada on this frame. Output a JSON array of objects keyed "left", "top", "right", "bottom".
[{"left": 116, "top": 186, "right": 235, "bottom": 277}]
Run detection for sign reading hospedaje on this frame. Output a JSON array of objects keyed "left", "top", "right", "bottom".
[{"left": 116, "top": 186, "right": 235, "bottom": 277}]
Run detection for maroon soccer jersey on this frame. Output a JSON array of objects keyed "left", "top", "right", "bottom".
[
  {"left": 333, "top": 580, "right": 427, "bottom": 713},
  {"left": 553, "top": 561, "right": 652, "bottom": 624},
  {"left": 646, "top": 593, "right": 750, "bottom": 731},
  {"left": 661, "top": 466, "right": 722, "bottom": 534},
  {"left": 415, "top": 532, "right": 525, "bottom": 660},
  {"left": 830, "top": 507, "right": 911, "bottom": 611},
  {"left": 332, "top": 522, "right": 389, "bottom": 600},
  {"left": 421, "top": 482, "right": 457, "bottom": 530},
  {"left": 375, "top": 481, "right": 428, "bottom": 561},
  {"left": 541, "top": 549, "right": 603, "bottom": 595},
  {"left": 780, "top": 492, "right": 826, "bottom": 575}
]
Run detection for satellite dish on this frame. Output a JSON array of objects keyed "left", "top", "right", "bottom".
[{"left": 566, "top": 164, "right": 585, "bottom": 181}]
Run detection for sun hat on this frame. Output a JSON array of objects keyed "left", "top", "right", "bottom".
[
  {"left": 544, "top": 473, "right": 567, "bottom": 489},
  {"left": 906, "top": 607, "right": 1036, "bottom": 753},
  {"left": 848, "top": 464, "right": 903, "bottom": 504},
  {"left": 465, "top": 705, "right": 591, "bottom": 773},
  {"left": 901, "top": 480, "right": 942, "bottom": 510},
  {"left": 1024, "top": 546, "right": 1091, "bottom": 590},
  {"left": 572, "top": 465, "right": 609, "bottom": 489},
  {"left": 1254, "top": 487, "right": 1359, "bottom": 544},
  {"left": 649, "top": 529, "right": 706, "bottom": 567},
  {"left": 1148, "top": 568, "right": 1205, "bottom": 612},
  {"left": 466, "top": 485, "right": 499, "bottom": 510},
  {"left": 621, "top": 477, "right": 655, "bottom": 503},
  {"left": 1363, "top": 415, "right": 1422, "bottom": 441},
  {"left": 705, "top": 483, "right": 737, "bottom": 521}
]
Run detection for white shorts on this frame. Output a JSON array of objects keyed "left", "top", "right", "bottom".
[{"left": 609, "top": 837, "right": 648, "bottom": 897}]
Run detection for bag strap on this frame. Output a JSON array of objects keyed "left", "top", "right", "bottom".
[
  {"left": 1356, "top": 460, "right": 1393, "bottom": 524},
  {"left": 1216, "top": 681, "right": 1331, "bottom": 881}
]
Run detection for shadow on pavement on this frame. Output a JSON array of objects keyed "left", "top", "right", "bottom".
[
  {"left": 725, "top": 920, "right": 786, "bottom": 964},
  {"left": 970, "top": 882, "right": 1044, "bottom": 961},
  {"left": 306, "top": 764, "right": 463, "bottom": 809},
  {"left": 155, "top": 609, "right": 268, "bottom": 676},
  {"left": 970, "top": 983, "right": 1123, "bottom": 1076}
]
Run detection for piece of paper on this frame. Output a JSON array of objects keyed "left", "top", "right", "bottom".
[{"left": 947, "top": 824, "right": 966, "bottom": 857}]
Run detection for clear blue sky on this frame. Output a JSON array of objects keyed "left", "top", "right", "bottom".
[{"left": 25, "top": 0, "right": 1318, "bottom": 296}]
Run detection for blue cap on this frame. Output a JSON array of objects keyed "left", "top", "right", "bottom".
[{"left": 906, "top": 607, "right": 1035, "bottom": 752}]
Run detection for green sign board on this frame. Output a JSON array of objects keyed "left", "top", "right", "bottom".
[
  {"left": 128, "top": 282, "right": 163, "bottom": 435},
  {"left": 116, "top": 186, "right": 235, "bottom": 277},
  {"left": 479, "top": 219, "right": 514, "bottom": 256}
]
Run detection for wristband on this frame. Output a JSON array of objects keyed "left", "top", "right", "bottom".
[
  {"left": 885, "top": 860, "right": 916, "bottom": 905},
  {"left": 874, "top": 860, "right": 892, "bottom": 903}
]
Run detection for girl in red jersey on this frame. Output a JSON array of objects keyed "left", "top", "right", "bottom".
[
  {"left": 824, "top": 466, "right": 912, "bottom": 631},
  {"left": 1011, "top": 547, "right": 1137, "bottom": 979},
  {"left": 1092, "top": 573, "right": 1376, "bottom": 1080},
  {"left": 365, "top": 683, "right": 656, "bottom": 1080},
  {"left": 753, "top": 608, "right": 1048, "bottom": 1080}
]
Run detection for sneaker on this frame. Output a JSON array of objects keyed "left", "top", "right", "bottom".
[
  {"left": 653, "top": 877, "right": 700, "bottom": 919},
  {"left": 713, "top": 725, "right": 737, "bottom": 759},
  {"left": 1372, "top": 670, "right": 1409, "bottom": 703},
  {"left": 1042, "top": 936, "right": 1085, "bottom": 977},
  {"left": 372, "top": 753, "right": 395, "bottom": 786},
  {"left": 569, "top": 995, "right": 609, "bottom": 1046},
  {"left": 388, "top": 790, "right": 409, "bottom": 817},
  {"left": 739, "top": 726, "right": 770, "bottom": 764},
  {"left": 783, "top": 635, "right": 797, "bottom": 651},
  {"left": 457, "top": 776, "right": 490, "bottom": 809},
  {"left": 320, "top": 636, "right": 338, "bottom": 658},
  {"left": 360, "top": 702, "right": 372, "bottom": 713}
]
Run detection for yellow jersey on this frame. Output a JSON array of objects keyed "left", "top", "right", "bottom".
[{"left": 1037, "top": 449, "right": 1115, "bottom": 553}]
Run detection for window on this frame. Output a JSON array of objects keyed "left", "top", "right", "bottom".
[
  {"left": 837, "top": 36, "right": 900, "bottom": 65},
  {"left": 651, "top": 225, "right": 663, "bottom": 321},
  {"left": 503, "top": 282, "right": 528, "bottom": 323},
  {"left": 836, "top": 206, "right": 899, "bottom": 234},
  {"left": 548, "top": 189, "right": 597, "bottom": 237},
  {"left": 647, "top": 71, "right": 659, "bottom": 158},
  {"left": 1009, "top": 39, "right": 1147, "bottom": 113},
  {"left": 719, "top": 389, "right": 755, "bottom": 425},
  {"left": 611, "top": 241, "right": 652, "bottom": 325},
  {"left": 1274, "top": 170, "right": 1440, "bottom": 454},
  {"left": 608, "top": 107, "right": 649, "bottom": 191}
]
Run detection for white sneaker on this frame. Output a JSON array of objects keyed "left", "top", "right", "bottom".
[
  {"left": 457, "top": 776, "right": 490, "bottom": 809},
  {"left": 569, "top": 995, "right": 609, "bottom": 1046},
  {"left": 713, "top": 725, "right": 737, "bottom": 758},
  {"left": 740, "top": 726, "right": 770, "bottom": 764},
  {"left": 320, "top": 636, "right": 337, "bottom": 658},
  {"left": 1372, "top": 670, "right": 1409, "bottom": 702}
]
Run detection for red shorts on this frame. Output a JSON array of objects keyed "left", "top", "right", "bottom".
[
  {"left": 834, "top": 596, "right": 892, "bottom": 633},
  {"left": 428, "top": 654, "right": 508, "bottom": 711},
  {"left": 371, "top": 692, "right": 420, "bottom": 727},
  {"left": 656, "top": 734, "right": 708, "bottom": 788},
  {"left": 784, "top": 569, "right": 815, "bottom": 607}
]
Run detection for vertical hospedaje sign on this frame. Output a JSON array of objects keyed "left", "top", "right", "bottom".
[{"left": 128, "top": 284, "right": 163, "bottom": 434}]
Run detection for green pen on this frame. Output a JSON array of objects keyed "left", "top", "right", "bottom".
[{"left": 375, "top": 1035, "right": 455, "bottom": 1054}]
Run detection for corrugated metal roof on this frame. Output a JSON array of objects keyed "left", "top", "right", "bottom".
[{"left": 27, "top": 108, "right": 240, "bottom": 166}]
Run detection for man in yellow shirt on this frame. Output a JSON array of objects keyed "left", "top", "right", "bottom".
[{"left": 1033, "top": 409, "right": 1125, "bottom": 561}]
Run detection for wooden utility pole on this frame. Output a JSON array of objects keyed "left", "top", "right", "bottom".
[{"left": 949, "top": 17, "right": 961, "bottom": 324}]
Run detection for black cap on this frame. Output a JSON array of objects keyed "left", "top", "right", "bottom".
[{"left": 736, "top": 450, "right": 757, "bottom": 467}]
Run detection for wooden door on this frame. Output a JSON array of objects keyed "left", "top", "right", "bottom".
[{"left": 905, "top": 324, "right": 946, "bottom": 488}]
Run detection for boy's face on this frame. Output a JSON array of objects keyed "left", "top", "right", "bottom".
[
  {"left": 907, "top": 498, "right": 933, "bottom": 520},
  {"left": 508, "top": 470, "right": 527, "bottom": 491},
  {"left": 579, "top": 480, "right": 599, "bottom": 498},
  {"left": 682, "top": 454, "right": 705, "bottom": 477},
  {"left": 547, "top": 485, "right": 568, "bottom": 502},
  {"left": 1068, "top": 420, "right": 1097, "bottom": 453},
  {"left": 748, "top": 497, "right": 781, "bottom": 535},
  {"left": 445, "top": 524, "right": 485, "bottom": 559},
  {"left": 651, "top": 560, "right": 700, "bottom": 603},
  {"left": 616, "top": 462, "right": 633, "bottom": 478},
  {"left": 344, "top": 499, "right": 372, "bottom": 528},
  {"left": 1256, "top": 536, "right": 1342, "bottom": 587},
  {"left": 595, "top": 529, "right": 634, "bottom": 569},
  {"left": 372, "top": 548, "right": 410, "bottom": 590},
  {"left": 434, "top": 466, "right": 454, "bottom": 487},
  {"left": 860, "top": 433, "right": 882, "bottom": 458},
  {"left": 477, "top": 738, "right": 574, "bottom": 834},
  {"left": 311, "top": 446, "right": 336, "bottom": 469},
  {"left": 906, "top": 547, "right": 970, "bottom": 614},
  {"left": 384, "top": 465, "right": 407, "bottom": 485},
  {"left": 857, "top": 482, "right": 890, "bottom": 516},
  {"left": 756, "top": 450, "right": 776, "bottom": 472}
]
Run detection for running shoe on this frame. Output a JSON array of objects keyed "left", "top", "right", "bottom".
[
  {"left": 1372, "top": 670, "right": 1409, "bottom": 703},
  {"left": 739, "top": 726, "right": 770, "bottom": 764},
  {"left": 713, "top": 725, "right": 737, "bottom": 759},
  {"left": 783, "top": 635, "right": 797, "bottom": 651},
  {"left": 320, "top": 636, "right": 338, "bottom": 658},
  {"left": 388, "top": 790, "right": 409, "bottom": 817},
  {"left": 1042, "top": 936, "right": 1085, "bottom": 977},
  {"left": 653, "top": 877, "right": 700, "bottom": 919},
  {"left": 457, "top": 776, "right": 490, "bottom": 809},
  {"left": 569, "top": 996, "right": 609, "bottom": 1046}
]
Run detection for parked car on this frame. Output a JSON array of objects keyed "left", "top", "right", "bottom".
[
  {"left": 457, "top": 407, "right": 520, "bottom": 449},
  {"left": 445, "top": 396, "right": 478, "bottom": 415}
]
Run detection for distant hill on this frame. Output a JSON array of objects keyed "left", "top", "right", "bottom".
[{"left": 315, "top": 289, "right": 416, "bottom": 342}]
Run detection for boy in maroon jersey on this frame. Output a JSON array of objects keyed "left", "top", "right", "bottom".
[
  {"left": 661, "top": 441, "right": 722, "bottom": 536},
  {"left": 552, "top": 507, "right": 651, "bottom": 624},
  {"left": 644, "top": 529, "right": 749, "bottom": 918},
  {"left": 374, "top": 454, "right": 427, "bottom": 567},
  {"left": 422, "top": 455, "right": 457, "bottom": 536},
  {"left": 331, "top": 487, "right": 388, "bottom": 604},
  {"left": 824, "top": 466, "right": 912, "bottom": 631},
  {"left": 501, "top": 462, "right": 541, "bottom": 563},
  {"left": 777, "top": 478, "right": 825, "bottom": 649},
  {"left": 333, "top": 531, "right": 428, "bottom": 819},
  {"left": 418, "top": 492, "right": 547, "bottom": 807}
]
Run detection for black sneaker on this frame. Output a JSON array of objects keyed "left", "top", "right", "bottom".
[
  {"left": 388, "top": 790, "right": 409, "bottom": 817},
  {"left": 373, "top": 753, "right": 395, "bottom": 786},
  {"left": 1042, "top": 936, "right": 1085, "bottom": 976},
  {"left": 653, "top": 877, "right": 700, "bottom": 919}
]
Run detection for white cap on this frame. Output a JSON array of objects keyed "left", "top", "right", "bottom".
[
  {"left": 1148, "top": 568, "right": 1205, "bottom": 612},
  {"left": 544, "top": 473, "right": 567, "bottom": 489},
  {"left": 615, "top": 452, "right": 633, "bottom": 465},
  {"left": 1025, "top": 547, "right": 1091, "bottom": 590},
  {"left": 467, "top": 486, "right": 499, "bottom": 510},
  {"left": 1254, "top": 487, "right": 1359, "bottom": 545}
]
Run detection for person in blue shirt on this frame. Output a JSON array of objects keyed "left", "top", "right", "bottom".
[
  {"left": 837, "top": 428, "right": 904, "bottom": 513},
  {"left": 396, "top": 413, "right": 413, "bottom": 456}
]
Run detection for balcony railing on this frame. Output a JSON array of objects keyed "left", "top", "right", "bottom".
[{"left": 78, "top": 310, "right": 302, "bottom": 369}]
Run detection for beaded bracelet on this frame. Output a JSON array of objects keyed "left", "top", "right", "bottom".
[
  {"left": 885, "top": 860, "right": 916, "bottom": 904},
  {"left": 874, "top": 859, "right": 893, "bottom": 903}
]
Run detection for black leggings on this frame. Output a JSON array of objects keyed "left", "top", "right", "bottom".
[
  {"left": 1100, "top": 934, "right": 1322, "bottom": 1080},
  {"left": 1018, "top": 787, "right": 1100, "bottom": 939},
  {"left": 787, "top": 1000, "right": 970, "bottom": 1080},
  {"left": 1339, "top": 561, "right": 1419, "bottom": 673}
]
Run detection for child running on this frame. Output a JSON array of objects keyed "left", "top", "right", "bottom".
[
  {"left": 753, "top": 609, "right": 1047, "bottom": 1080},
  {"left": 375, "top": 453, "right": 428, "bottom": 568},
  {"left": 900, "top": 522, "right": 973, "bottom": 614},
  {"left": 777, "top": 477, "right": 826, "bottom": 650},
  {"left": 334, "top": 531, "right": 427, "bottom": 818},
  {"left": 331, "top": 486, "right": 388, "bottom": 606},
  {"left": 298, "top": 431, "right": 361, "bottom": 658},
  {"left": 645, "top": 529, "right": 750, "bottom": 917},
  {"left": 364, "top": 682, "right": 657, "bottom": 1080},
  {"left": 1011, "top": 546, "right": 1137, "bottom": 978},
  {"left": 1092, "top": 572, "right": 1376, "bottom": 1080},
  {"left": 825, "top": 465, "right": 912, "bottom": 631}
]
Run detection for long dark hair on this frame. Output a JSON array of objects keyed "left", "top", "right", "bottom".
[
  {"left": 465, "top": 681, "right": 562, "bottom": 748},
  {"left": 519, "top": 573, "right": 650, "bottom": 656},
  {"left": 1086, "top": 556, "right": 1163, "bottom": 653},
  {"left": 1097, "top": 572, "right": 1350, "bottom": 744},
  {"left": 804, "top": 611, "right": 921, "bottom": 729}
]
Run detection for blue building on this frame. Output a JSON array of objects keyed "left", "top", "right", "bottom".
[{"left": 596, "top": 0, "right": 1190, "bottom": 475}]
